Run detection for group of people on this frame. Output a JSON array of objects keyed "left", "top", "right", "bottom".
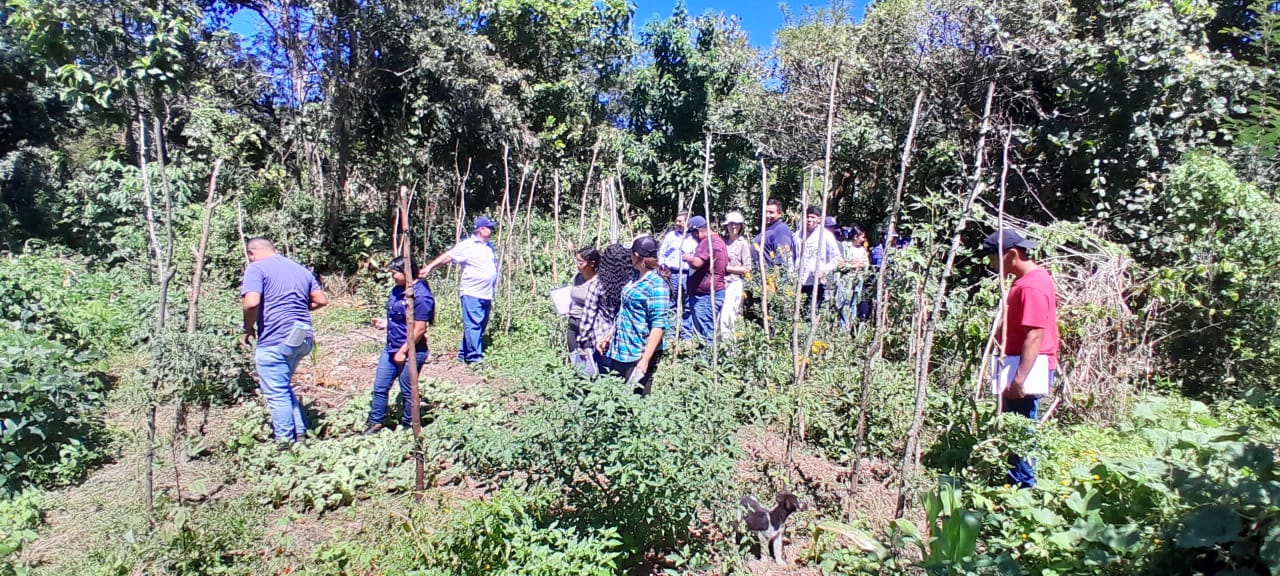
[{"left": 239, "top": 208, "right": 1059, "bottom": 490}]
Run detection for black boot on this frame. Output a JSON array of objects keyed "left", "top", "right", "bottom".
[{"left": 362, "top": 423, "right": 384, "bottom": 436}]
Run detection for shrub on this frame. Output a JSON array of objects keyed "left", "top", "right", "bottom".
[
  {"left": 148, "top": 330, "right": 256, "bottom": 411},
  {"left": 226, "top": 407, "right": 420, "bottom": 513},
  {"left": 442, "top": 367, "right": 741, "bottom": 559},
  {"left": 306, "top": 488, "right": 622, "bottom": 576},
  {"left": 0, "top": 328, "right": 107, "bottom": 491},
  {"left": 0, "top": 491, "right": 41, "bottom": 574},
  {"left": 0, "top": 249, "right": 149, "bottom": 354}
]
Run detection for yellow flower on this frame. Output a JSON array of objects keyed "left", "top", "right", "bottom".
[
  {"left": 1091, "top": 475, "right": 1101, "bottom": 481},
  {"left": 1153, "top": 538, "right": 1161, "bottom": 545},
  {"left": 810, "top": 340, "right": 829, "bottom": 354},
  {"left": 1060, "top": 480, "right": 1070, "bottom": 486},
  {"left": 1002, "top": 484, "right": 1011, "bottom": 489},
  {"left": 1022, "top": 533, "right": 1028, "bottom": 540}
]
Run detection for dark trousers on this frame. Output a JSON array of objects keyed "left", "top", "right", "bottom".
[{"left": 601, "top": 348, "right": 665, "bottom": 396}]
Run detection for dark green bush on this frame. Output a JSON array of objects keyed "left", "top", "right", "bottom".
[{"left": 0, "top": 328, "right": 108, "bottom": 491}]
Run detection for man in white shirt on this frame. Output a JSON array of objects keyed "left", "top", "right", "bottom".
[
  {"left": 658, "top": 210, "right": 698, "bottom": 333},
  {"left": 794, "top": 206, "right": 841, "bottom": 310},
  {"left": 423, "top": 216, "right": 499, "bottom": 365}
]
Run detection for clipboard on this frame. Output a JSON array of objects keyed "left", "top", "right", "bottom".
[
  {"left": 550, "top": 285, "right": 573, "bottom": 316},
  {"left": 992, "top": 355, "right": 1052, "bottom": 397}
]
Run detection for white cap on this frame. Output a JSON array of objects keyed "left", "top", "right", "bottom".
[{"left": 723, "top": 211, "right": 746, "bottom": 225}]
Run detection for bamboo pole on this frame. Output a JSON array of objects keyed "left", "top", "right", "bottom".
[
  {"left": 576, "top": 138, "right": 601, "bottom": 248},
  {"left": 396, "top": 186, "right": 426, "bottom": 500},
  {"left": 758, "top": 158, "right": 771, "bottom": 337},
  {"left": 799, "top": 59, "right": 841, "bottom": 386},
  {"left": 847, "top": 91, "right": 925, "bottom": 522},
  {"left": 895, "top": 83, "right": 997, "bottom": 519},
  {"left": 700, "top": 132, "right": 719, "bottom": 369}
]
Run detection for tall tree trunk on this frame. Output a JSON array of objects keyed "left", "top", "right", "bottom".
[{"left": 848, "top": 91, "right": 925, "bottom": 522}]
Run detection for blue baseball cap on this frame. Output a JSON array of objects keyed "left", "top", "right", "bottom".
[
  {"left": 687, "top": 216, "right": 708, "bottom": 231},
  {"left": 474, "top": 216, "right": 497, "bottom": 231},
  {"left": 824, "top": 216, "right": 838, "bottom": 228}
]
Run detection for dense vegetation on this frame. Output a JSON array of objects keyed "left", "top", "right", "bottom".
[{"left": 1, "top": 0, "right": 1278, "bottom": 573}]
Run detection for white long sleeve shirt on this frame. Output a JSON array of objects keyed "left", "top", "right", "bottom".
[
  {"left": 658, "top": 229, "right": 697, "bottom": 272},
  {"left": 794, "top": 227, "right": 841, "bottom": 287}
]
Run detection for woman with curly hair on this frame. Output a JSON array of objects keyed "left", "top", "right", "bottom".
[{"left": 574, "top": 243, "right": 632, "bottom": 371}]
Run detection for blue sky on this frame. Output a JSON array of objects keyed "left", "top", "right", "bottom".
[{"left": 227, "top": 1, "right": 870, "bottom": 49}]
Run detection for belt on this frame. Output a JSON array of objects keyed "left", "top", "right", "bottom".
[{"left": 667, "top": 267, "right": 687, "bottom": 274}]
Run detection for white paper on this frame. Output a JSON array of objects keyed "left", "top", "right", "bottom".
[
  {"left": 991, "top": 355, "right": 1052, "bottom": 397},
  {"left": 550, "top": 285, "right": 573, "bottom": 316}
]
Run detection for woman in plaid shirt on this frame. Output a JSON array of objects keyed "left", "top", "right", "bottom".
[{"left": 596, "top": 236, "right": 671, "bottom": 395}]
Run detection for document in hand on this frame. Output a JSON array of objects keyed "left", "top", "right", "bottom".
[
  {"left": 992, "top": 355, "right": 1052, "bottom": 397},
  {"left": 550, "top": 285, "right": 572, "bottom": 316}
]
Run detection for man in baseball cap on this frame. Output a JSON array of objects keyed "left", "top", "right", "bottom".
[
  {"left": 421, "top": 216, "right": 500, "bottom": 365},
  {"left": 983, "top": 227, "right": 1057, "bottom": 489}
]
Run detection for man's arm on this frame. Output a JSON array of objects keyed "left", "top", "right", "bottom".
[
  {"left": 1006, "top": 327, "right": 1045, "bottom": 399},
  {"left": 421, "top": 252, "right": 453, "bottom": 277},
  {"left": 309, "top": 289, "right": 328, "bottom": 310},
  {"left": 241, "top": 292, "right": 261, "bottom": 347}
]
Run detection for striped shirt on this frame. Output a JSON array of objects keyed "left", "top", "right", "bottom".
[{"left": 607, "top": 270, "right": 671, "bottom": 363}]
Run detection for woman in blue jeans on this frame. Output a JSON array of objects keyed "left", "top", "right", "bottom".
[{"left": 364, "top": 257, "right": 435, "bottom": 435}]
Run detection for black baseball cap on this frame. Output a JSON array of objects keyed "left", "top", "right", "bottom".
[
  {"left": 982, "top": 230, "right": 1039, "bottom": 255},
  {"left": 631, "top": 235, "right": 659, "bottom": 258}
]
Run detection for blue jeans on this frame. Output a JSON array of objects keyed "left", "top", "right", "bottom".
[
  {"left": 255, "top": 339, "right": 313, "bottom": 442},
  {"left": 1005, "top": 370, "right": 1056, "bottom": 488},
  {"left": 688, "top": 290, "right": 725, "bottom": 344},
  {"left": 368, "top": 349, "right": 428, "bottom": 427},
  {"left": 458, "top": 296, "right": 492, "bottom": 364}
]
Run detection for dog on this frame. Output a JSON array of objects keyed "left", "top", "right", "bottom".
[{"left": 740, "top": 492, "right": 806, "bottom": 563}]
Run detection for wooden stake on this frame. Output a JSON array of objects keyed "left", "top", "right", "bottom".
[
  {"left": 397, "top": 186, "right": 426, "bottom": 500},
  {"left": 895, "top": 83, "right": 995, "bottom": 518},
  {"left": 848, "top": 90, "right": 925, "bottom": 522},
  {"left": 758, "top": 157, "right": 771, "bottom": 338}
]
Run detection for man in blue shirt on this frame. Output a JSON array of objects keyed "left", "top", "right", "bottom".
[
  {"left": 365, "top": 257, "right": 435, "bottom": 435},
  {"left": 240, "top": 238, "right": 328, "bottom": 446},
  {"left": 754, "top": 199, "right": 796, "bottom": 270},
  {"left": 423, "top": 216, "right": 499, "bottom": 365}
]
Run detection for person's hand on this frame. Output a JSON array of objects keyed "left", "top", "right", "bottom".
[
  {"left": 394, "top": 349, "right": 407, "bottom": 364},
  {"left": 418, "top": 266, "right": 431, "bottom": 279},
  {"left": 595, "top": 337, "right": 609, "bottom": 355},
  {"left": 1003, "top": 380, "right": 1025, "bottom": 400},
  {"left": 373, "top": 318, "right": 388, "bottom": 330},
  {"left": 238, "top": 331, "right": 254, "bottom": 352},
  {"left": 633, "top": 357, "right": 649, "bottom": 378}
]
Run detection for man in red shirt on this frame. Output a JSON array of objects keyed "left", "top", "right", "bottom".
[{"left": 984, "top": 229, "right": 1059, "bottom": 488}]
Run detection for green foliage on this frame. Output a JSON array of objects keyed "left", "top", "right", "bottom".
[
  {"left": 226, "top": 407, "right": 420, "bottom": 514},
  {"left": 147, "top": 330, "right": 254, "bottom": 410},
  {"left": 830, "top": 397, "right": 1280, "bottom": 576},
  {"left": 0, "top": 250, "right": 149, "bottom": 353},
  {"left": 0, "top": 491, "right": 41, "bottom": 573},
  {"left": 438, "top": 364, "right": 740, "bottom": 559},
  {"left": 1143, "top": 153, "right": 1280, "bottom": 397},
  {"left": 0, "top": 328, "right": 107, "bottom": 491}
]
